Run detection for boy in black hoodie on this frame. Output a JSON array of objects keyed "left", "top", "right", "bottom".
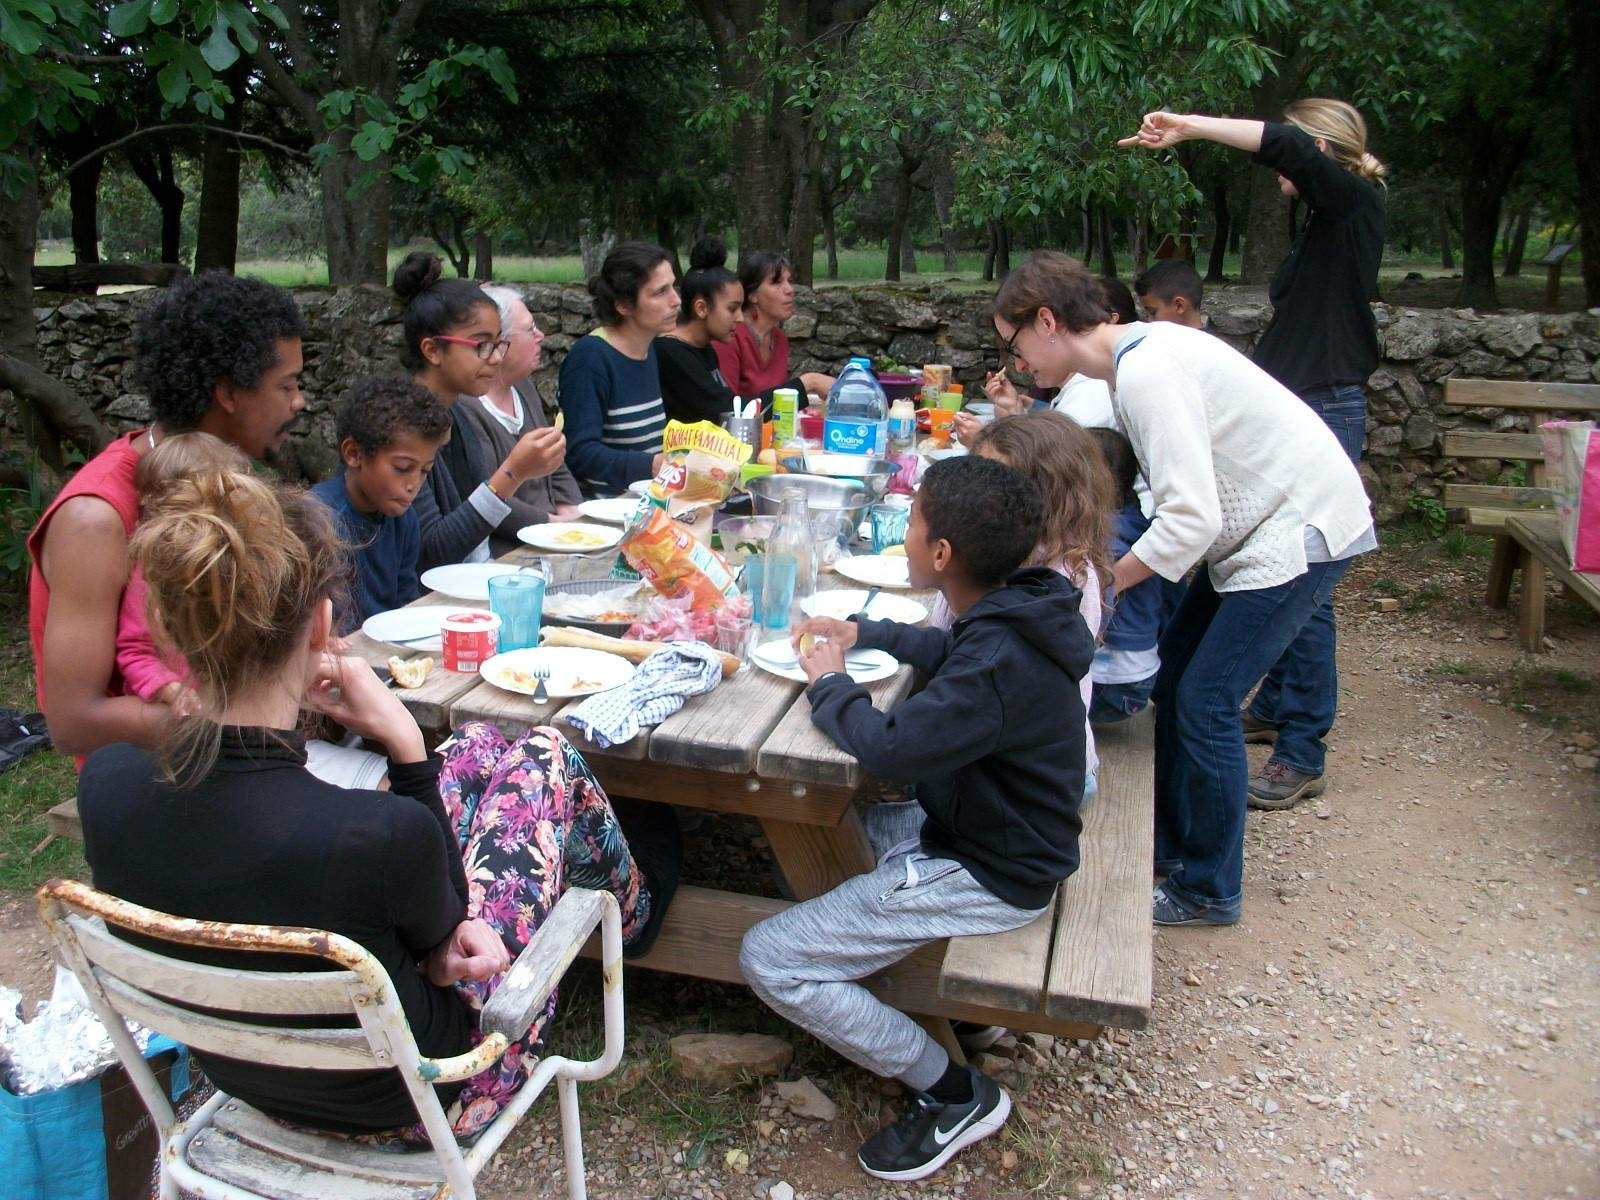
[{"left": 739, "top": 455, "right": 1095, "bottom": 1184}]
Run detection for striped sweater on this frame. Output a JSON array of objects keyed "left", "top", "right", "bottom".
[{"left": 556, "top": 332, "right": 667, "bottom": 496}]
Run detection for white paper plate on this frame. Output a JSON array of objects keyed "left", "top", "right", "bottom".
[
  {"left": 832, "top": 554, "right": 913, "bottom": 589},
  {"left": 628, "top": 480, "right": 655, "bottom": 498},
  {"left": 516, "top": 522, "right": 623, "bottom": 553},
  {"left": 361, "top": 604, "right": 463, "bottom": 652},
  {"left": 802, "top": 589, "right": 928, "bottom": 624},
  {"left": 750, "top": 639, "right": 898, "bottom": 685},
  {"left": 479, "top": 646, "right": 635, "bottom": 699},
  {"left": 420, "top": 563, "right": 540, "bottom": 601},
  {"left": 577, "top": 496, "right": 643, "bottom": 526}
]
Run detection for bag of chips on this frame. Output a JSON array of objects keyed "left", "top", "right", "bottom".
[
  {"left": 618, "top": 506, "right": 739, "bottom": 611},
  {"left": 648, "top": 421, "right": 750, "bottom": 514}
]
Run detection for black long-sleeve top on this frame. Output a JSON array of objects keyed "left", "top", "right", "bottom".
[
  {"left": 1251, "top": 121, "right": 1386, "bottom": 395},
  {"left": 79, "top": 728, "right": 474, "bottom": 1132},
  {"left": 655, "top": 335, "right": 739, "bottom": 423}
]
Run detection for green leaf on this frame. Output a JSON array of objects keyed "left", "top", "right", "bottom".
[
  {"left": 200, "top": 20, "right": 239, "bottom": 71},
  {"left": 149, "top": 0, "right": 177, "bottom": 24},
  {"left": 156, "top": 61, "right": 188, "bottom": 106},
  {"left": 106, "top": 0, "right": 152, "bottom": 37}
]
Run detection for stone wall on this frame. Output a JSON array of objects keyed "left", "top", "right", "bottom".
[{"left": 29, "top": 284, "right": 1600, "bottom": 520}]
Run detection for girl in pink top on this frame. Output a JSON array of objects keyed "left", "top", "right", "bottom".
[
  {"left": 929, "top": 413, "right": 1115, "bottom": 785},
  {"left": 116, "top": 433, "right": 249, "bottom": 710},
  {"left": 713, "top": 251, "right": 835, "bottom": 412}
]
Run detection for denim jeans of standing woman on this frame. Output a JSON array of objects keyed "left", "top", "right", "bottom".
[
  {"left": 1246, "top": 384, "right": 1365, "bottom": 778},
  {"left": 1153, "top": 556, "right": 1355, "bottom": 919}
]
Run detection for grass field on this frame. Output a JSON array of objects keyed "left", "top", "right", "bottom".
[
  {"left": 34, "top": 241, "right": 1588, "bottom": 309},
  {"left": 0, "top": 622, "right": 82, "bottom": 893}
]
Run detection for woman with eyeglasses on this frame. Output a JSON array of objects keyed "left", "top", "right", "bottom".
[{"left": 392, "top": 252, "right": 568, "bottom": 571}]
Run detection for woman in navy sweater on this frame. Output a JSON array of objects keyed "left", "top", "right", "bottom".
[{"left": 558, "top": 242, "right": 676, "bottom": 496}]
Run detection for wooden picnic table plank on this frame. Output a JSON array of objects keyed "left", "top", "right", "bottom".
[
  {"left": 445, "top": 680, "right": 568, "bottom": 737},
  {"left": 646, "top": 663, "right": 803, "bottom": 774},
  {"left": 755, "top": 667, "right": 917, "bottom": 788},
  {"left": 761, "top": 806, "right": 874, "bottom": 900},
  {"left": 1045, "top": 708, "right": 1154, "bottom": 1030}
]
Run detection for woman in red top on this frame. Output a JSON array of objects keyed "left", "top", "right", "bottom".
[{"left": 714, "top": 251, "right": 834, "bottom": 414}]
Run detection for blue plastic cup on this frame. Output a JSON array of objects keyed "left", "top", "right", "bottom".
[
  {"left": 488, "top": 573, "right": 546, "bottom": 652},
  {"left": 870, "top": 504, "right": 910, "bottom": 554}
]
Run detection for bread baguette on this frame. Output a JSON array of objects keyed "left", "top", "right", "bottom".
[{"left": 540, "top": 625, "right": 741, "bottom": 679}]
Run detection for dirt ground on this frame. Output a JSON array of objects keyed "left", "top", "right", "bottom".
[{"left": 2, "top": 537, "right": 1596, "bottom": 1199}]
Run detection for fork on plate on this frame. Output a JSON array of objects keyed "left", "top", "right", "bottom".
[{"left": 530, "top": 664, "right": 550, "bottom": 703}]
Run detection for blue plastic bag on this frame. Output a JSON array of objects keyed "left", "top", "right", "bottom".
[{"left": 0, "top": 1035, "right": 192, "bottom": 1200}]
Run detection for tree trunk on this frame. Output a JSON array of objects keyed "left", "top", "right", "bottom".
[
  {"left": 579, "top": 218, "right": 617, "bottom": 279},
  {"left": 933, "top": 172, "right": 957, "bottom": 272},
  {"left": 655, "top": 215, "right": 680, "bottom": 278},
  {"left": 0, "top": 133, "right": 111, "bottom": 469},
  {"left": 67, "top": 155, "right": 101, "bottom": 271},
  {"left": 194, "top": 64, "right": 245, "bottom": 274},
  {"left": 885, "top": 155, "right": 915, "bottom": 283},
  {"left": 1131, "top": 214, "right": 1150, "bottom": 273},
  {"left": 128, "top": 145, "right": 185, "bottom": 265},
  {"left": 1238, "top": 50, "right": 1304, "bottom": 284},
  {"left": 1096, "top": 209, "right": 1116, "bottom": 277},
  {"left": 820, "top": 187, "right": 840, "bottom": 279},
  {"left": 784, "top": 127, "right": 819, "bottom": 286},
  {"left": 1568, "top": 0, "right": 1600, "bottom": 305},
  {"left": 1456, "top": 102, "right": 1534, "bottom": 308},
  {"left": 1503, "top": 208, "right": 1530, "bottom": 276},
  {"left": 473, "top": 232, "right": 494, "bottom": 281},
  {"left": 1205, "top": 180, "right": 1229, "bottom": 282},
  {"left": 994, "top": 221, "right": 1011, "bottom": 277},
  {"left": 318, "top": 137, "right": 391, "bottom": 285},
  {"left": 982, "top": 224, "right": 997, "bottom": 282},
  {"left": 1438, "top": 211, "right": 1455, "bottom": 270},
  {"left": 1080, "top": 206, "right": 1093, "bottom": 260}
]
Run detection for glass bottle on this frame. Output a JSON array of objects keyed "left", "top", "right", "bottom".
[{"left": 760, "top": 489, "right": 816, "bottom": 632}]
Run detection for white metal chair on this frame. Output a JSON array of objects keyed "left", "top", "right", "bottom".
[{"left": 37, "top": 878, "right": 624, "bottom": 1200}]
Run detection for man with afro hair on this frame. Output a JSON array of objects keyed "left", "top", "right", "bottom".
[{"left": 27, "top": 272, "right": 306, "bottom": 760}]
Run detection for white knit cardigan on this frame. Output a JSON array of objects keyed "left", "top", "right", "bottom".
[{"left": 1111, "top": 322, "right": 1373, "bottom": 592}]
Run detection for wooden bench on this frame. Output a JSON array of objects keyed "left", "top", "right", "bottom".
[
  {"left": 1441, "top": 379, "right": 1600, "bottom": 625},
  {"left": 1503, "top": 513, "right": 1600, "bottom": 651}
]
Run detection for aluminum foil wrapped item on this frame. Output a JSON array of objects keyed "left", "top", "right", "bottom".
[{"left": 0, "top": 966, "right": 158, "bottom": 1095}]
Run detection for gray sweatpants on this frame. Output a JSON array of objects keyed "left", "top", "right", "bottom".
[{"left": 739, "top": 801, "right": 1046, "bottom": 1091}]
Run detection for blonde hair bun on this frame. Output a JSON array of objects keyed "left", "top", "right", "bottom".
[{"left": 1284, "top": 98, "right": 1387, "bottom": 186}]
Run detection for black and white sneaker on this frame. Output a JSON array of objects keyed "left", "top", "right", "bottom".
[
  {"left": 952, "top": 1020, "right": 1006, "bottom": 1054},
  {"left": 857, "top": 1067, "right": 1011, "bottom": 1182}
]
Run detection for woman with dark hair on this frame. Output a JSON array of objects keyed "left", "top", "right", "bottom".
[
  {"left": 654, "top": 239, "right": 746, "bottom": 423},
  {"left": 392, "top": 252, "right": 567, "bottom": 571},
  {"left": 1121, "top": 100, "right": 1386, "bottom": 811},
  {"left": 557, "top": 241, "right": 676, "bottom": 496},
  {"left": 991, "top": 252, "right": 1374, "bottom": 928},
  {"left": 714, "top": 251, "right": 834, "bottom": 410}
]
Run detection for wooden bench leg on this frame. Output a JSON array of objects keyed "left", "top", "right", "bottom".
[
  {"left": 1519, "top": 556, "right": 1547, "bottom": 651},
  {"left": 1486, "top": 534, "right": 1521, "bottom": 610},
  {"left": 761, "top": 806, "right": 874, "bottom": 902},
  {"left": 914, "top": 1013, "right": 967, "bottom": 1066}
]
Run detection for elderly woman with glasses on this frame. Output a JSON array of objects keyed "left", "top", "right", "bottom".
[{"left": 392, "top": 252, "right": 570, "bottom": 571}]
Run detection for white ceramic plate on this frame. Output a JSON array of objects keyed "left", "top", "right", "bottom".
[
  {"left": 361, "top": 604, "right": 463, "bottom": 653},
  {"left": 802, "top": 589, "right": 928, "bottom": 624},
  {"left": 750, "top": 639, "right": 898, "bottom": 685},
  {"left": 420, "top": 563, "right": 540, "bottom": 602},
  {"left": 516, "top": 522, "right": 623, "bottom": 553},
  {"left": 832, "top": 554, "right": 913, "bottom": 589},
  {"left": 479, "top": 646, "right": 636, "bottom": 699},
  {"left": 627, "top": 480, "right": 655, "bottom": 498},
  {"left": 578, "top": 496, "right": 643, "bottom": 526}
]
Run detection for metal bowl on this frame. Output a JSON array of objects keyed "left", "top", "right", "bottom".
[
  {"left": 745, "top": 473, "right": 873, "bottom": 552},
  {"left": 718, "top": 513, "right": 840, "bottom": 568},
  {"left": 800, "top": 453, "right": 901, "bottom": 497}
]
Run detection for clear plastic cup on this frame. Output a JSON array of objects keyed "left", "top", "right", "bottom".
[{"left": 487, "top": 572, "right": 546, "bottom": 652}]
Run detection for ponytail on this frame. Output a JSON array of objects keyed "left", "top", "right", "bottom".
[{"left": 1284, "top": 98, "right": 1388, "bottom": 186}]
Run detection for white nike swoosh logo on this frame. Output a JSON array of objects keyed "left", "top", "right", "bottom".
[{"left": 931, "top": 1108, "right": 976, "bottom": 1147}]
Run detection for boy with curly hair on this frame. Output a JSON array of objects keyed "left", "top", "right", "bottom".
[
  {"left": 311, "top": 375, "right": 454, "bottom": 629},
  {"left": 28, "top": 271, "right": 306, "bottom": 760}
]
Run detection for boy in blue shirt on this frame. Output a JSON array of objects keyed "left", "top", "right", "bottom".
[{"left": 312, "top": 376, "right": 453, "bottom": 632}]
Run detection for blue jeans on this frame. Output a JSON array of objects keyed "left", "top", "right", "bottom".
[
  {"left": 1154, "top": 559, "right": 1355, "bottom": 916},
  {"left": 1248, "top": 384, "right": 1364, "bottom": 776},
  {"left": 1089, "top": 675, "right": 1157, "bottom": 725}
]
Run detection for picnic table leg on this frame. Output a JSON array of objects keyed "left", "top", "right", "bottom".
[
  {"left": 1518, "top": 555, "right": 1547, "bottom": 651},
  {"left": 1486, "top": 534, "right": 1521, "bottom": 610},
  {"left": 760, "top": 806, "right": 874, "bottom": 901},
  {"left": 914, "top": 1013, "right": 968, "bottom": 1067}
]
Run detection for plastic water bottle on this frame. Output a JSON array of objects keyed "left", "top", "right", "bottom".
[{"left": 824, "top": 360, "right": 889, "bottom": 456}]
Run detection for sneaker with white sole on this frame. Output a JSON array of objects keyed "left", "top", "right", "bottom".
[
  {"left": 952, "top": 1021, "right": 1006, "bottom": 1054},
  {"left": 1152, "top": 884, "right": 1238, "bottom": 927},
  {"left": 1247, "top": 760, "right": 1325, "bottom": 810},
  {"left": 857, "top": 1067, "right": 1011, "bottom": 1182}
]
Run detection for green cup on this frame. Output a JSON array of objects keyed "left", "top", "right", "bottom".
[{"left": 939, "top": 391, "right": 964, "bottom": 412}]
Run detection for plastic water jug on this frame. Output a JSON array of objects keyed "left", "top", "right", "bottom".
[{"left": 824, "top": 361, "right": 888, "bottom": 456}]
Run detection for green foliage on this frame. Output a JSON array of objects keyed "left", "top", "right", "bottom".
[{"left": 1407, "top": 494, "right": 1449, "bottom": 538}]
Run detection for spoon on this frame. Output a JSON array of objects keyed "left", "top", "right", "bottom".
[{"left": 859, "top": 586, "right": 882, "bottom": 618}]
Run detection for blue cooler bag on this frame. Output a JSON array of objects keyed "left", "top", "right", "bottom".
[{"left": 1, "top": 1035, "right": 193, "bottom": 1200}]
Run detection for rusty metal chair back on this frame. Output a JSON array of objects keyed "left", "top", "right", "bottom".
[{"left": 37, "top": 878, "right": 624, "bottom": 1200}]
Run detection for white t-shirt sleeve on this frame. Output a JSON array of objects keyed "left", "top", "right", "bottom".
[{"left": 1116, "top": 354, "right": 1223, "bottom": 581}]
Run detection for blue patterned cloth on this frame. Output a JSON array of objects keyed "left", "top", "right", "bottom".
[{"left": 565, "top": 643, "right": 725, "bottom": 749}]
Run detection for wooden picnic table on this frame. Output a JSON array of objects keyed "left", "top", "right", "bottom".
[{"left": 363, "top": 543, "right": 1153, "bottom": 1043}]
